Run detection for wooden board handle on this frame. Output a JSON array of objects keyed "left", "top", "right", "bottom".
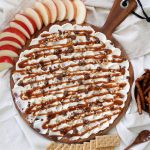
[{"left": 101, "top": 0, "right": 137, "bottom": 36}]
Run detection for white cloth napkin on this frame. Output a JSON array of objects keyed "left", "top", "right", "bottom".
[
  {"left": 85, "top": 0, "right": 150, "bottom": 59},
  {"left": 0, "top": 0, "right": 150, "bottom": 150}
]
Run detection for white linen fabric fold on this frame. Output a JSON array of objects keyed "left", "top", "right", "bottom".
[
  {"left": 0, "top": 0, "right": 150, "bottom": 150},
  {"left": 85, "top": 0, "right": 150, "bottom": 59}
]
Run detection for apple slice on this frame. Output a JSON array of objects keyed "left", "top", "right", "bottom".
[
  {"left": 0, "top": 45, "right": 19, "bottom": 57},
  {"left": 10, "top": 20, "right": 31, "bottom": 39},
  {"left": 24, "top": 8, "right": 43, "bottom": 30},
  {"left": 34, "top": 2, "right": 51, "bottom": 26},
  {"left": 0, "top": 27, "right": 26, "bottom": 45},
  {"left": 15, "top": 14, "right": 37, "bottom": 34},
  {"left": 53, "top": 0, "right": 66, "bottom": 21},
  {"left": 62, "top": 0, "right": 77, "bottom": 21},
  {"left": 0, "top": 37, "right": 22, "bottom": 49},
  {"left": 73, "top": 0, "right": 86, "bottom": 24},
  {"left": 0, "top": 56, "right": 14, "bottom": 71},
  {"left": 43, "top": 0, "right": 57, "bottom": 23}
]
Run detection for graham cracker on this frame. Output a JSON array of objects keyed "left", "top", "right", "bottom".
[
  {"left": 96, "top": 135, "right": 120, "bottom": 148},
  {"left": 62, "top": 144, "right": 70, "bottom": 150},
  {"left": 83, "top": 142, "right": 90, "bottom": 150},
  {"left": 69, "top": 144, "right": 76, "bottom": 150},
  {"left": 76, "top": 144, "right": 83, "bottom": 150},
  {"left": 55, "top": 144, "right": 64, "bottom": 150},
  {"left": 97, "top": 147, "right": 114, "bottom": 150},
  {"left": 90, "top": 140, "right": 96, "bottom": 150},
  {"left": 46, "top": 143, "right": 59, "bottom": 150}
]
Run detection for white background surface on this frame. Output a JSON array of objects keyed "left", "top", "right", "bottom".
[{"left": 0, "top": 0, "right": 150, "bottom": 150}]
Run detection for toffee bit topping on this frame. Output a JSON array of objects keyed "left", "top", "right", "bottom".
[
  {"left": 88, "top": 85, "right": 93, "bottom": 91},
  {"left": 107, "top": 75, "right": 112, "bottom": 82},
  {"left": 95, "top": 38, "right": 100, "bottom": 44},
  {"left": 117, "top": 93, "right": 124, "bottom": 98},
  {"left": 97, "top": 67, "right": 102, "bottom": 71},
  {"left": 47, "top": 113, "right": 54, "bottom": 120},
  {"left": 64, "top": 133, "right": 72, "bottom": 138},
  {"left": 85, "top": 107, "right": 91, "bottom": 112},
  {"left": 63, "top": 91, "right": 68, "bottom": 97},
  {"left": 83, "top": 119, "right": 89, "bottom": 124},
  {"left": 25, "top": 91, "right": 31, "bottom": 98},
  {"left": 86, "top": 35, "right": 91, "bottom": 41},
  {"left": 39, "top": 61, "right": 45, "bottom": 67},
  {"left": 84, "top": 73, "right": 90, "bottom": 80},
  {"left": 96, "top": 102, "right": 103, "bottom": 107},
  {"left": 41, "top": 66, "right": 47, "bottom": 71},
  {"left": 58, "top": 30, "right": 63, "bottom": 35},
  {"left": 75, "top": 98, "right": 80, "bottom": 102},
  {"left": 57, "top": 54, "right": 61, "bottom": 59},
  {"left": 71, "top": 56, "right": 75, "bottom": 60},
  {"left": 43, "top": 38, "right": 49, "bottom": 46},
  {"left": 49, "top": 67, "right": 53, "bottom": 73},
  {"left": 110, "top": 105, "right": 115, "bottom": 110},
  {"left": 26, "top": 69, "right": 32, "bottom": 74},
  {"left": 57, "top": 74, "right": 63, "bottom": 80},
  {"left": 84, "top": 89, "right": 89, "bottom": 94},
  {"left": 105, "top": 49, "right": 112, "bottom": 54},
  {"left": 60, "top": 129, "right": 68, "bottom": 135},
  {"left": 94, "top": 86, "right": 100, "bottom": 90},
  {"left": 44, "top": 80, "right": 49, "bottom": 86},
  {"left": 61, "top": 111, "right": 67, "bottom": 116},
  {"left": 74, "top": 31, "right": 79, "bottom": 34},
  {"left": 78, "top": 89, "right": 84, "bottom": 93},
  {"left": 18, "top": 81, "right": 24, "bottom": 86},
  {"left": 69, "top": 35, "right": 76, "bottom": 40},
  {"left": 54, "top": 49, "right": 62, "bottom": 55},
  {"left": 27, "top": 102, "right": 31, "bottom": 107},
  {"left": 67, "top": 46, "right": 74, "bottom": 53},
  {"left": 32, "top": 53, "right": 37, "bottom": 59},
  {"left": 78, "top": 60, "right": 86, "bottom": 66},
  {"left": 120, "top": 67, "right": 126, "bottom": 75},
  {"left": 73, "top": 128, "right": 78, "bottom": 134},
  {"left": 78, "top": 79, "right": 83, "bottom": 85}
]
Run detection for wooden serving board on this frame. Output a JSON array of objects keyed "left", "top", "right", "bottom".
[{"left": 10, "top": 0, "right": 137, "bottom": 144}]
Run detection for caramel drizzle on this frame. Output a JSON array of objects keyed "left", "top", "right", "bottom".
[
  {"left": 16, "top": 57, "right": 124, "bottom": 76},
  {"left": 50, "top": 111, "right": 120, "bottom": 135},
  {"left": 28, "top": 40, "right": 101, "bottom": 52},
  {"left": 25, "top": 45, "right": 106, "bottom": 59},
  {"left": 18, "top": 54, "right": 107, "bottom": 68},
  {"left": 40, "top": 30, "right": 93, "bottom": 38},
  {"left": 28, "top": 100, "right": 121, "bottom": 135},
  {"left": 13, "top": 29, "right": 128, "bottom": 139},
  {"left": 14, "top": 67, "right": 125, "bottom": 79},
  {"left": 25, "top": 91, "right": 124, "bottom": 115},
  {"left": 19, "top": 72, "right": 122, "bottom": 87},
  {"left": 39, "top": 32, "right": 98, "bottom": 44},
  {"left": 22, "top": 81, "right": 126, "bottom": 100}
]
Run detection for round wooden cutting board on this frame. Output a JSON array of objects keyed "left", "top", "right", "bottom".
[{"left": 10, "top": 0, "right": 137, "bottom": 143}]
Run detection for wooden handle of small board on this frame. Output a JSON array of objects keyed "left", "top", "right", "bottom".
[{"left": 101, "top": 0, "right": 137, "bottom": 37}]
